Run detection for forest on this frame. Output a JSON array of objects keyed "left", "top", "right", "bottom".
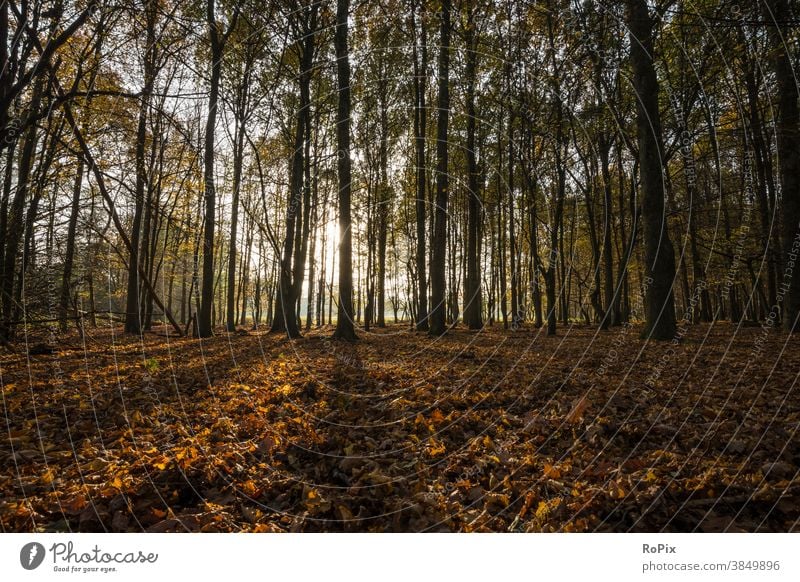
[{"left": 1, "top": 0, "right": 799, "bottom": 533}]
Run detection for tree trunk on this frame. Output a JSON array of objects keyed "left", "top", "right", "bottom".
[
  {"left": 198, "top": 0, "right": 226, "bottom": 338},
  {"left": 464, "top": 14, "right": 482, "bottom": 330},
  {"left": 1, "top": 75, "right": 43, "bottom": 339},
  {"left": 763, "top": 0, "right": 800, "bottom": 331},
  {"left": 333, "top": 0, "right": 357, "bottom": 341},
  {"left": 60, "top": 158, "right": 84, "bottom": 331},
  {"left": 226, "top": 96, "right": 247, "bottom": 331},
  {"left": 509, "top": 113, "right": 519, "bottom": 329},
  {"left": 429, "top": 0, "right": 450, "bottom": 336},
  {"left": 627, "top": 0, "right": 676, "bottom": 340},
  {"left": 412, "top": 1, "right": 429, "bottom": 331},
  {"left": 125, "top": 1, "right": 156, "bottom": 334},
  {"left": 545, "top": 13, "right": 565, "bottom": 336},
  {"left": 599, "top": 135, "right": 616, "bottom": 328},
  {"left": 272, "top": 7, "right": 315, "bottom": 338}
]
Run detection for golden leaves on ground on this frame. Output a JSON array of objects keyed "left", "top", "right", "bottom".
[{"left": 0, "top": 324, "right": 798, "bottom": 532}]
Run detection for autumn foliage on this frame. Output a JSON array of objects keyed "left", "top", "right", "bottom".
[{"left": 1, "top": 324, "right": 798, "bottom": 532}]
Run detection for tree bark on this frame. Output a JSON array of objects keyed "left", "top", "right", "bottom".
[
  {"left": 429, "top": 0, "right": 450, "bottom": 336},
  {"left": 763, "top": 0, "right": 800, "bottom": 331},
  {"left": 272, "top": 6, "right": 315, "bottom": 338},
  {"left": 333, "top": 0, "right": 357, "bottom": 341},
  {"left": 226, "top": 67, "right": 249, "bottom": 331},
  {"left": 626, "top": 0, "right": 677, "bottom": 340},
  {"left": 412, "top": 1, "right": 429, "bottom": 331},
  {"left": 198, "top": 0, "right": 226, "bottom": 337},
  {"left": 464, "top": 12, "right": 483, "bottom": 330},
  {"left": 125, "top": 0, "right": 156, "bottom": 334},
  {"left": 0, "top": 75, "right": 43, "bottom": 339}
]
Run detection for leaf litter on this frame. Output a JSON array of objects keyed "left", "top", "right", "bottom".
[{"left": 1, "top": 323, "right": 798, "bottom": 532}]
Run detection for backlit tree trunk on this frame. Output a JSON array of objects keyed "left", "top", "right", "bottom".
[{"left": 333, "top": 0, "right": 357, "bottom": 341}]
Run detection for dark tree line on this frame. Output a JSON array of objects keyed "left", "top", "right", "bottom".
[{"left": 1, "top": 0, "right": 798, "bottom": 344}]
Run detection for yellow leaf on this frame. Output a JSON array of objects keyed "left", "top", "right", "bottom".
[
  {"left": 303, "top": 486, "right": 331, "bottom": 515},
  {"left": 518, "top": 491, "right": 537, "bottom": 519},
  {"left": 565, "top": 395, "right": 588, "bottom": 424},
  {"left": 240, "top": 480, "right": 258, "bottom": 496},
  {"left": 84, "top": 458, "right": 108, "bottom": 472},
  {"left": 609, "top": 483, "right": 626, "bottom": 499},
  {"left": 426, "top": 440, "right": 447, "bottom": 457},
  {"left": 153, "top": 457, "right": 169, "bottom": 470},
  {"left": 535, "top": 500, "right": 550, "bottom": 520},
  {"left": 543, "top": 463, "right": 561, "bottom": 479},
  {"left": 63, "top": 494, "right": 87, "bottom": 515}
]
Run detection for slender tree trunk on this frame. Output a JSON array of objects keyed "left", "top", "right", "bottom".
[
  {"left": 498, "top": 141, "right": 508, "bottom": 329},
  {"left": 125, "top": 1, "right": 156, "bottom": 334},
  {"left": 412, "top": 2, "right": 429, "bottom": 331},
  {"left": 272, "top": 7, "right": 315, "bottom": 338},
  {"left": 763, "top": 0, "right": 800, "bottom": 331},
  {"left": 584, "top": 179, "right": 604, "bottom": 323},
  {"left": 305, "top": 150, "right": 319, "bottom": 332},
  {"left": 376, "top": 75, "right": 390, "bottom": 328},
  {"left": 60, "top": 158, "right": 84, "bottom": 331},
  {"left": 614, "top": 137, "right": 629, "bottom": 323},
  {"left": 509, "top": 113, "right": 520, "bottom": 328},
  {"left": 545, "top": 13, "right": 565, "bottom": 336},
  {"left": 226, "top": 106, "right": 247, "bottom": 331},
  {"left": 599, "top": 136, "right": 616, "bottom": 328},
  {"left": 0, "top": 144, "right": 17, "bottom": 280},
  {"left": 464, "top": 14, "right": 482, "bottom": 330},
  {"left": 529, "top": 172, "right": 543, "bottom": 328},
  {"left": 627, "top": 0, "right": 676, "bottom": 340},
  {"left": 333, "top": 0, "right": 357, "bottom": 341},
  {"left": 429, "top": 0, "right": 450, "bottom": 336},
  {"left": 559, "top": 200, "right": 569, "bottom": 325},
  {"left": 0, "top": 0, "right": 7, "bottom": 146},
  {"left": 198, "top": 0, "right": 228, "bottom": 338},
  {"left": 1, "top": 76, "right": 43, "bottom": 339}
]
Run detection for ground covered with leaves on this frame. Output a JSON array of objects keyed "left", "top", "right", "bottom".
[{"left": 1, "top": 322, "right": 798, "bottom": 532}]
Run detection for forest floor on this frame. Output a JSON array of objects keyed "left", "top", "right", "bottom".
[{"left": 1, "top": 322, "right": 798, "bottom": 532}]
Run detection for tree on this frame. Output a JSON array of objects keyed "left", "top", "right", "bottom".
[
  {"left": 429, "top": 0, "right": 451, "bottom": 337},
  {"left": 225, "top": 24, "right": 257, "bottom": 332},
  {"left": 411, "top": 0, "right": 429, "bottom": 331},
  {"left": 626, "top": 0, "right": 676, "bottom": 340},
  {"left": 0, "top": 75, "right": 45, "bottom": 339},
  {"left": 333, "top": 0, "right": 357, "bottom": 341},
  {"left": 61, "top": 22, "right": 106, "bottom": 332},
  {"left": 271, "top": 2, "right": 318, "bottom": 339},
  {"left": 198, "top": 0, "right": 237, "bottom": 338},
  {"left": 763, "top": 0, "right": 800, "bottom": 332},
  {"left": 463, "top": 3, "right": 483, "bottom": 330},
  {"left": 124, "top": 0, "right": 157, "bottom": 334},
  {"left": 545, "top": 6, "right": 566, "bottom": 337}
]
